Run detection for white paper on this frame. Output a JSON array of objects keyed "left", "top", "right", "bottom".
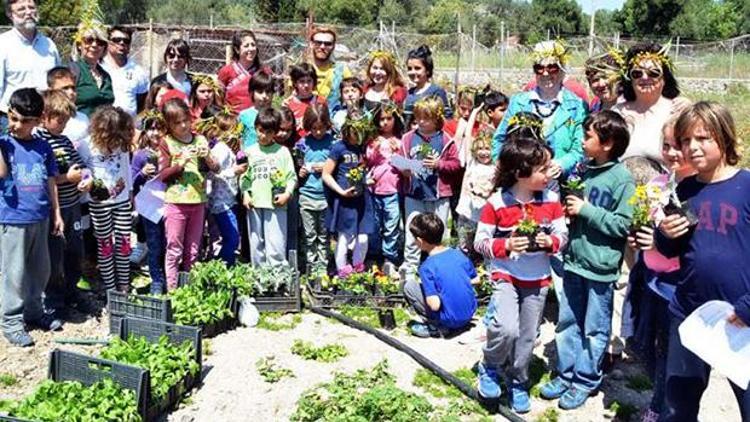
[
  {"left": 134, "top": 179, "right": 166, "bottom": 224},
  {"left": 390, "top": 155, "right": 425, "bottom": 174},
  {"left": 679, "top": 300, "right": 750, "bottom": 389}
]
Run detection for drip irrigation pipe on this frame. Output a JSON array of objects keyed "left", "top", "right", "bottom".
[{"left": 310, "top": 306, "right": 527, "bottom": 422}]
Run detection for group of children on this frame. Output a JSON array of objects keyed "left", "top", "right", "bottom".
[{"left": 1, "top": 40, "right": 748, "bottom": 421}]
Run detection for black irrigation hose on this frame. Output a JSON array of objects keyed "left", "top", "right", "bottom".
[{"left": 310, "top": 306, "right": 527, "bottom": 422}]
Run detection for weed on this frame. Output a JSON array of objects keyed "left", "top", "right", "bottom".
[
  {"left": 0, "top": 374, "right": 17, "bottom": 387},
  {"left": 625, "top": 373, "right": 653, "bottom": 392}
]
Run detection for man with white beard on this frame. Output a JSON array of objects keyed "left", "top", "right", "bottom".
[{"left": 0, "top": 0, "right": 61, "bottom": 134}]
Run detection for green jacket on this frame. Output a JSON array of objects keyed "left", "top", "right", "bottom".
[{"left": 564, "top": 160, "right": 635, "bottom": 282}]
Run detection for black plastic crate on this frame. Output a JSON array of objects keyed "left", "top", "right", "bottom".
[
  {"left": 0, "top": 349, "right": 151, "bottom": 422},
  {"left": 253, "top": 250, "right": 302, "bottom": 313},
  {"left": 306, "top": 280, "right": 406, "bottom": 309},
  {"left": 107, "top": 290, "right": 172, "bottom": 335},
  {"left": 200, "top": 291, "right": 238, "bottom": 337}
]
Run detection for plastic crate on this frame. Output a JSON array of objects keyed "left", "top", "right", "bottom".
[
  {"left": 0, "top": 349, "right": 151, "bottom": 422},
  {"left": 306, "top": 281, "right": 406, "bottom": 309},
  {"left": 200, "top": 291, "right": 238, "bottom": 338},
  {"left": 107, "top": 290, "right": 172, "bottom": 335},
  {"left": 253, "top": 250, "right": 302, "bottom": 313}
]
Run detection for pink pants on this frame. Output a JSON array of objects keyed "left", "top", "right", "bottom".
[{"left": 164, "top": 203, "right": 205, "bottom": 290}]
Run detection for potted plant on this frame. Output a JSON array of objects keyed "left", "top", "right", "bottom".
[
  {"left": 346, "top": 166, "right": 366, "bottom": 197},
  {"left": 269, "top": 168, "right": 287, "bottom": 198},
  {"left": 628, "top": 183, "right": 665, "bottom": 241},
  {"left": 561, "top": 174, "right": 586, "bottom": 199},
  {"left": 663, "top": 175, "right": 699, "bottom": 227},
  {"left": 293, "top": 141, "right": 308, "bottom": 170},
  {"left": 514, "top": 204, "right": 541, "bottom": 252},
  {"left": 377, "top": 308, "right": 396, "bottom": 330},
  {"left": 235, "top": 150, "right": 247, "bottom": 166},
  {"left": 89, "top": 178, "right": 111, "bottom": 201},
  {"left": 54, "top": 149, "right": 70, "bottom": 174},
  {"left": 417, "top": 142, "right": 435, "bottom": 160}
]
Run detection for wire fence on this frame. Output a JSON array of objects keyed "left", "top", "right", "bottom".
[{"left": 9, "top": 22, "right": 750, "bottom": 94}]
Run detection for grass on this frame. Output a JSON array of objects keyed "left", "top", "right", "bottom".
[
  {"left": 535, "top": 407, "right": 560, "bottom": 422},
  {"left": 529, "top": 355, "right": 553, "bottom": 398},
  {"left": 625, "top": 373, "right": 653, "bottom": 392},
  {"left": 608, "top": 400, "right": 640, "bottom": 421},
  {"left": 412, "top": 367, "right": 489, "bottom": 418},
  {"left": 0, "top": 374, "right": 17, "bottom": 387},
  {"left": 256, "top": 312, "right": 303, "bottom": 331},
  {"left": 202, "top": 339, "right": 213, "bottom": 357}
]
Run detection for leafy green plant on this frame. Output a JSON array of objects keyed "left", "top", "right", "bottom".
[
  {"left": 170, "top": 284, "right": 234, "bottom": 326},
  {"left": 608, "top": 400, "right": 639, "bottom": 421},
  {"left": 257, "top": 312, "right": 302, "bottom": 331},
  {"left": 626, "top": 373, "right": 653, "bottom": 392},
  {"left": 412, "top": 367, "right": 488, "bottom": 418},
  {"left": 338, "top": 306, "right": 410, "bottom": 328},
  {"left": 252, "top": 264, "right": 295, "bottom": 296},
  {"left": 100, "top": 334, "right": 200, "bottom": 402},
  {"left": 256, "top": 356, "right": 295, "bottom": 383},
  {"left": 0, "top": 373, "right": 17, "bottom": 387},
  {"left": 0, "top": 379, "right": 141, "bottom": 422},
  {"left": 291, "top": 340, "right": 349, "bottom": 362},
  {"left": 202, "top": 339, "right": 213, "bottom": 357},
  {"left": 535, "top": 407, "right": 560, "bottom": 422},
  {"left": 316, "top": 265, "right": 400, "bottom": 295}
]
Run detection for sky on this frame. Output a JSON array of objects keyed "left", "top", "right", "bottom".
[{"left": 577, "top": 0, "right": 625, "bottom": 14}]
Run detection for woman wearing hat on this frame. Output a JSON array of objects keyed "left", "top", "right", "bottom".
[
  {"left": 70, "top": 16, "right": 114, "bottom": 117},
  {"left": 584, "top": 48, "right": 626, "bottom": 112}
]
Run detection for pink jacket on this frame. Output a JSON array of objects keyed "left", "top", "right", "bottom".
[{"left": 401, "top": 129, "right": 461, "bottom": 198}]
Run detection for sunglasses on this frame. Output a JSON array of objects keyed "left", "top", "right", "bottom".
[
  {"left": 83, "top": 37, "right": 107, "bottom": 47},
  {"left": 312, "top": 40, "right": 334, "bottom": 48},
  {"left": 533, "top": 64, "right": 561, "bottom": 75},
  {"left": 629, "top": 67, "right": 663, "bottom": 80},
  {"left": 110, "top": 37, "right": 131, "bottom": 45},
  {"left": 166, "top": 52, "right": 185, "bottom": 60}
]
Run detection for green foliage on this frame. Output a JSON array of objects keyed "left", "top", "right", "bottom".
[
  {"left": 291, "top": 361, "right": 434, "bottom": 422},
  {"left": 625, "top": 373, "right": 653, "bottom": 392},
  {"left": 100, "top": 334, "right": 200, "bottom": 401},
  {"left": 608, "top": 400, "right": 639, "bottom": 420},
  {"left": 529, "top": 0, "right": 585, "bottom": 39},
  {"left": 0, "top": 373, "right": 17, "bottom": 387},
  {"left": 291, "top": 340, "right": 349, "bottom": 362},
  {"left": 411, "top": 367, "right": 489, "bottom": 418},
  {"left": 338, "top": 306, "right": 411, "bottom": 328},
  {"left": 529, "top": 356, "right": 552, "bottom": 399},
  {"left": 535, "top": 407, "right": 560, "bottom": 422},
  {"left": 0, "top": 379, "right": 141, "bottom": 422},
  {"left": 670, "top": 0, "right": 741, "bottom": 40},
  {"left": 257, "top": 312, "right": 303, "bottom": 331},
  {"left": 147, "top": 0, "right": 255, "bottom": 25},
  {"left": 616, "top": 0, "right": 686, "bottom": 37},
  {"left": 171, "top": 284, "right": 234, "bottom": 326},
  {"left": 203, "top": 339, "right": 213, "bottom": 356},
  {"left": 256, "top": 356, "right": 295, "bottom": 383},
  {"left": 296, "top": 0, "right": 379, "bottom": 26}
]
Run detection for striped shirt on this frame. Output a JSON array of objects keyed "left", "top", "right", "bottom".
[
  {"left": 474, "top": 188, "right": 567, "bottom": 288},
  {"left": 35, "top": 128, "right": 85, "bottom": 209}
]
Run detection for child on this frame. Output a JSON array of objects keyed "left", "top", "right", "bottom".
[
  {"left": 143, "top": 80, "right": 173, "bottom": 111},
  {"left": 204, "top": 110, "right": 246, "bottom": 266},
  {"left": 443, "top": 87, "right": 483, "bottom": 139},
  {"left": 403, "top": 45, "right": 452, "bottom": 128},
  {"left": 78, "top": 106, "right": 134, "bottom": 294},
  {"left": 322, "top": 111, "right": 375, "bottom": 275},
  {"left": 240, "top": 108, "right": 296, "bottom": 266},
  {"left": 297, "top": 104, "right": 334, "bottom": 272},
  {"left": 47, "top": 67, "right": 90, "bottom": 148},
  {"left": 539, "top": 110, "right": 634, "bottom": 410},
  {"left": 455, "top": 130, "right": 496, "bottom": 259},
  {"left": 158, "top": 99, "right": 219, "bottom": 290},
  {"left": 473, "top": 137, "right": 567, "bottom": 412},
  {"left": 275, "top": 106, "right": 300, "bottom": 151},
  {"left": 401, "top": 96, "right": 461, "bottom": 281},
  {"left": 365, "top": 101, "right": 403, "bottom": 273},
  {"left": 483, "top": 90, "right": 509, "bottom": 130},
  {"left": 0, "top": 88, "right": 64, "bottom": 346},
  {"left": 38, "top": 90, "right": 93, "bottom": 318},
  {"left": 131, "top": 110, "right": 168, "bottom": 294},
  {"left": 239, "top": 71, "right": 275, "bottom": 149},
  {"left": 403, "top": 212, "right": 477, "bottom": 337},
  {"left": 656, "top": 102, "right": 750, "bottom": 422},
  {"left": 331, "top": 77, "right": 365, "bottom": 133},
  {"left": 189, "top": 75, "right": 224, "bottom": 122},
  {"left": 283, "top": 63, "right": 327, "bottom": 137}
]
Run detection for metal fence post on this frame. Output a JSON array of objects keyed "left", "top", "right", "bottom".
[
  {"left": 675, "top": 36, "right": 680, "bottom": 62},
  {"left": 455, "top": 17, "right": 462, "bottom": 95},
  {"left": 148, "top": 19, "right": 156, "bottom": 80},
  {"left": 499, "top": 20, "right": 505, "bottom": 87},
  {"left": 729, "top": 39, "right": 736, "bottom": 80},
  {"left": 472, "top": 24, "right": 477, "bottom": 72}
]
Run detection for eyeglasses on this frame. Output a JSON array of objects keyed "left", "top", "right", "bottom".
[
  {"left": 629, "top": 67, "right": 663, "bottom": 80},
  {"left": 312, "top": 40, "right": 334, "bottom": 48},
  {"left": 166, "top": 53, "right": 185, "bottom": 60},
  {"left": 83, "top": 37, "right": 107, "bottom": 47},
  {"left": 533, "top": 64, "right": 561, "bottom": 75},
  {"left": 110, "top": 37, "right": 131, "bottom": 45}
]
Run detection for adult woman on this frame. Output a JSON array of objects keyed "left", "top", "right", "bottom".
[
  {"left": 217, "top": 30, "right": 270, "bottom": 113},
  {"left": 584, "top": 48, "right": 626, "bottom": 112},
  {"left": 71, "top": 20, "right": 115, "bottom": 117},
  {"left": 151, "top": 39, "right": 194, "bottom": 97},
  {"left": 492, "top": 40, "right": 587, "bottom": 179},
  {"left": 612, "top": 42, "right": 690, "bottom": 163},
  {"left": 402, "top": 45, "right": 452, "bottom": 128},
  {"left": 362, "top": 50, "right": 407, "bottom": 112}
]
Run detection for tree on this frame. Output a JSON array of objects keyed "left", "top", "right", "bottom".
[
  {"left": 592, "top": 9, "right": 621, "bottom": 37},
  {"left": 296, "top": 0, "right": 379, "bottom": 26},
  {"left": 616, "top": 0, "right": 686, "bottom": 37},
  {"left": 529, "top": 0, "right": 585, "bottom": 39},
  {"left": 417, "top": 0, "right": 471, "bottom": 33},
  {"left": 377, "top": 0, "right": 411, "bottom": 27},
  {"left": 670, "top": 0, "right": 740, "bottom": 40}
]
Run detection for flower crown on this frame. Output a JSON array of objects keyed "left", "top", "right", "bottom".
[
  {"left": 532, "top": 40, "right": 571, "bottom": 66},
  {"left": 74, "top": 0, "right": 107, "bottom": 45},
  {"left": 586, "top": 47, "right": 627, "bottom": 82},
  {"left": 369, "top": 50, "right": 397, "bottom": 66},
  {"left": 192, "top": 75, "right": 223, "bottom": 96},
  {"left": 471, "top": 132, "right": 492, "bottom": 153},
  {"left": 628, "top": 43, "right": 674, "bottom": 75},
  {"left": 342, "top": 111, "right": 376, "bottom": 146},
  {"left": 138, "top": 109, "right": 165, "bottom": 130},
  {"left": 507, "top": 114, "right": 543, "bottom": 131},
  {"left": 413, "top": 96, "right": 445, "bottom": 121}
]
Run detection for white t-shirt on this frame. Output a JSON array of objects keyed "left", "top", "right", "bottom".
[
  {"left": 101, "top": 57, "right": 150, "bottom": 116},
  {"left": 63, "top": 111, "right": 90, "bottom": 149},
  {"left": 78, "top": 144, "right": 132, "bottom": 205},
  {"left": 0, "top": 28, "right": 61, "bottom": 112}
]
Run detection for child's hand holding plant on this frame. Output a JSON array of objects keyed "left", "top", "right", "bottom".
[
  {"left": 659, "top": 213, "right": 691, "bottom": 239},
  {"left": 505, "top": 236, "right": 529, "bottom": 254},
  {"left": 565, "top": 195, "right": 585, "bottom": 216},
  {"left": 66, "top": 164, "right": 83, "bottom": 184},
  {"left": 243, "top": 191, "right": 253, "bottom": 209},
  {"left": 627, "top": 225, "right": 654, "bottom": 250},
  {"left": 273, "top": 192, "right": 291, "bottom": 207},
  {"left": 422, "top": 151, "right": 439, "bottom": 170},
  {"left": 535, "top": 232, "right": 554, "bottom": 249}
]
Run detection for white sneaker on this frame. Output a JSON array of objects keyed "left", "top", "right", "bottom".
[{"left": 130, "top": 242, "right": 148, "bottom": 264}]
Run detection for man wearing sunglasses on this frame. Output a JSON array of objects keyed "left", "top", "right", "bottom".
[
  {"left": 307, "top": 26, "right": 352, "bottom": 113},
  {"left": 0, "top": 0, "right": 61, "bottom": 134},
  {"left": 101, "top": 26, "right": 149, "bottom": 117}
]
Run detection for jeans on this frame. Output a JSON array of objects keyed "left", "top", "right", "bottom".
[
  {"left": 555, "top": 271, "right": 615, "bottom": 392},
  {"left": 300, "top": 203, "right": 328, "bottom": 271},
  {"left": 213, "top": 207, "right": 240, "bottom": 266},
  {"left": 45, "top": 204, "right": 84, "bottom": 312},
  {"left": 143, "top": 218, "right": 166, "bottom": 295},
  {"left": 371, "top": 193, "right": 401, "bottom": 264},
  {"left": 661, "top": 315, "right": 750, "bottom": 421}
]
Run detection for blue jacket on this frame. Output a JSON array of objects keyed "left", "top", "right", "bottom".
[{"left": 492, "top": 88, "right": 588, "bottom": 176}]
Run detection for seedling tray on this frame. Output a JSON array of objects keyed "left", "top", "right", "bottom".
[
  {"left": 107, "top": 290, "right": 172, "bottom": 335},
  {"left": 306, "top": 281, "right": 406, "bottom": 309},
  {"left": 252, "top": 250, "right": 302, "bottom": 313},
  {"left": 200, "top": 291, "right": 238, "bottom": 338}
]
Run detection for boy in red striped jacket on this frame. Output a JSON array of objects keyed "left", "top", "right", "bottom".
[{"left": 473, "top": 137, "right": 568, "bottom": 413}]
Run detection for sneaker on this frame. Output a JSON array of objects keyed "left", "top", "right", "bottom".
[
  {"left": 25, "top": 314, "right": 63, "bottom": 331},
  {"left": 69, "top": 298, "right": 101, "bottom": 316},
  {"left": 129, "top": 242, "right": 148, "bottom": 264},
  {"left": 477, "top": 362, "right": 502, "bottom": 399},
  {"left": 558, "top": 385, "right": 590, "bottom": 410},
  {"left": 408, "top": 321, "right": 440, "bottom": 338},
  {"left": 4, "top": 330, "right": 34, "bottom": 347},
  {"left": 539, "top": 376, "right": 570, "bottom": 400},
  {"left": 509, "top": 383, "right": 531, "bottom": 413}
]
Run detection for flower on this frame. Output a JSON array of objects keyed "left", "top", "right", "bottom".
[
  {"left": 515, "top": 204, "right": 539, "bottom": 235},
  {"left": 269, "top": 168, "right": 286, "bottom": 188},
  {"left": 629, "top": 183, "right": 668, "bottom": 228},
  {"left": 346, "top": 166, "right": 365, "bottom": 184},
  {"left": 561, "top": 174, "right": 585, "bottom": 191}
]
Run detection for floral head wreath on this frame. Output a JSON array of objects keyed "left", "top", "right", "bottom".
[
  {"left": 74, "top": 0, "right": 108, "bottom": 45},
  {"left": 471, "top": 131, "right": 493, "bottom": 153},
  {"left": 627, "top": 42, "right": 674, "bottom": 78},
  {"left": 192, "top": 74, "right": 223, "bottom": 97},
  {"left": 413, "top": 96, "right": 445, "bottom": 121},
  {"left": 586, "top": 47, "right": 627, "bottom": 83},
  {"left": 342, "top": 110, "right": 376, "bottom": 146},
  {"left": 369, "top": 50, "right": 397, "bottom": 67},
  {"left": 138, "top": 109, "right": 165, "bottom": 130},
  {"left": 507, "top": 114, "right": 543, "bottom": 137},
  {"left": 377, "top": 99, "right": 404, "bottom": 123},
  {"left": 532, "top": 39, "right": 572, "bottom": 68}
]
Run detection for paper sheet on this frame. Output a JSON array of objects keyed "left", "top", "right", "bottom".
[
  {"left": 679, "top": 300, "right": 750, "bottom": 389},
  {"left": 134, "top": 179, "right": 166, "bottom": 224},
  {"left": 390, "top": 155, "right": 425, "bottom": 174}
]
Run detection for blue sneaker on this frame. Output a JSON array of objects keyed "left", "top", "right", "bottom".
[
  {"left": 409, "top": 322, "right": 439, "bottom": 338},
  {"left": 477, "top": 362, "right": 502, "bottom": 399},
  {"left": 539, "top": 376, "right": 569, "bottom": 400},
  {"left": 558, "top": 385, "right": 590, "bottom": 410},
  {"left": 509, "top": 383, "right": 531, "bottom": 413}
]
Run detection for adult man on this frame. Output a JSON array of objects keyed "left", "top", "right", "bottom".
[
  {"left": 0, "top": 0, "right": 61, "bottom": 133},
  {"left": 101, "top": 26, "right": 149, "bottom": 117},
  {"left": 307, "top": 27, "right": 352, "bottom": 113}
]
